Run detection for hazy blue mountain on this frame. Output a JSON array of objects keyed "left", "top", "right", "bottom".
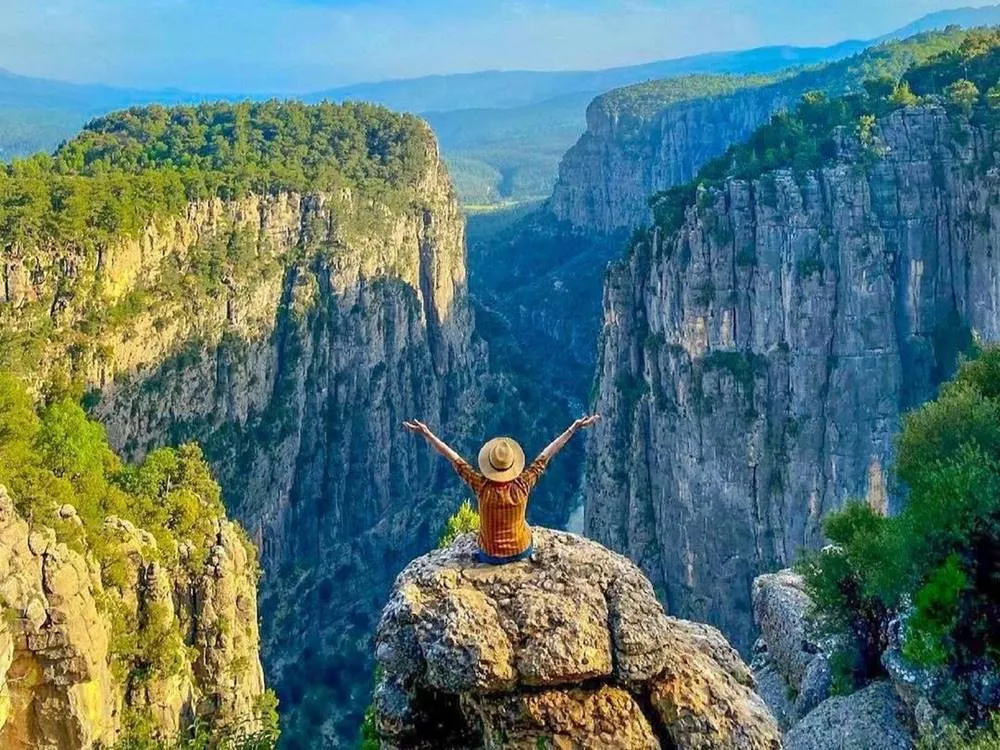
[
  {"left": 305, "top": 41, "right": 867, "bottom": 114},
  {"left": 313, "top": 42, "right": 868, "bottom": 203},
  {"left": 0, "top": 67, "right": 235, "bottom": 159},
  {"left": 881, "top": 4, "right": 1000, "bottom": 39}
]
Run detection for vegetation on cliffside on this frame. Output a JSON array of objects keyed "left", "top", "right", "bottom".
[
  {"left": 646, "top": 28, "right": 1000, "bottom": 239},
  {"left": 0, "top": 100, "right": 441, "bottom": 394},
  {"left": 798, "top": 346, "right": 1000, "bottom": 728},
  {"left": 0, "top": 372, "right": 278, "bottom": 747}
]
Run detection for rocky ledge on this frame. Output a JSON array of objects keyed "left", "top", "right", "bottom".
[
  {"left": 373, "top": 528, "right": 780, "bottom": 749},
  {"left": 752, "top": 570, "right": 914, "bottom": 749}
]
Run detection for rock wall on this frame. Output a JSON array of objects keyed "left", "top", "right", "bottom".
[
  {"left": 586, "top": 105, "right": 1000, "bottom": 652},
  {"left": 0, "top": 485, "right": 264, "bottom": 748},
  {"left": 549, "top": 84, "right": 801, "bottom": 232},
  {"left": 548, "top": 33, "right": 972, "bottom": 234},
  {"left": 0, "top": 134, "right": 484, "bottom": 742}
]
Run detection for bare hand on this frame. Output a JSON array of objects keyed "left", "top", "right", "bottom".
[
  {"left": 403, "top": 419, "right": 431, "bottom": 436},
  {"left": 573, "top": 415, "right": 601, "bottom": 430}
]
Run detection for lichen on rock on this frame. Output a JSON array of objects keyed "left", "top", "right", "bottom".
[{"left": 374, "top": 528, "right": 780, "bottom": 749}]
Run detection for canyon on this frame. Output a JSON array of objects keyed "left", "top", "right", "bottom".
[{"left": 4, "top": 21, "right": 1000, "bottom": 749}]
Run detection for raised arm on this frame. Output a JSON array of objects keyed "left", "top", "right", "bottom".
[
  {"left": 537, "top": 415, "right": 600, "bottom": 462},
  {"left": 403, "top": 420, "right": 464, "bottom": 464}
]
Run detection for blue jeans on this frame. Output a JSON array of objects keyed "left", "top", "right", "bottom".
[{"left": 477, "top": 544, "right": 534, "bottom": 566}]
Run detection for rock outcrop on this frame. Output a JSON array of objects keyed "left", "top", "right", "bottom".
[
  {"left": 783, "top": 682, "right": 913, "bottom": 750},
  {"left": 586, "top": 104, "right": 1000, "bottom": 653},
  {"left": 751, "top": 572, "right": 832, "bottom": 728},
  {"left": 0, "top": 485, "right": 264, "bottom": 748},
  {"left": 374, "top": 528, "right": 781, "bottom": 749}
]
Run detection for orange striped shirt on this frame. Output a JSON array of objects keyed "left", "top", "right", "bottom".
[{"left": 452, "top": 456, "right": 548, "bottom": 558}]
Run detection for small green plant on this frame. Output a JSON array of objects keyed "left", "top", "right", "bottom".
[
  {"left": 890, "top": 81, "right": 920, "bottom": 107},
  {"left": 946, "top": 79, "right": 981, "bottom": 114},
  {"left": 921, "top": 713, "right": 1000, "bottom": 750},
  {"left": 359, "top": 706, "right": 380, "bottom": 750},
  {"left": 438, "top": 500, "right": 481, "bottom": 548},
  {"left": 796, "top": 257, "right": 826, "bottom": 279}
]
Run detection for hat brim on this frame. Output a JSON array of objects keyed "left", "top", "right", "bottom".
[{"left": 478, "top": 438, "right": 525, "bottom": 483}]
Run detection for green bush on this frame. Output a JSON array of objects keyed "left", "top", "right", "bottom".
[
  {"left": 116, "top": 690, "right": 280, "bottom": 749},
  {"left": 921, "top": 713, "right": 1000, "bottom": 750},
  {"left": 359, "top": 706, "right": 379, "bottom": 750},
  {"left": 797, "top": 502, "right": 891, "bottom": 691},
  {"left": 798, "top": 347, "right": 1000, "bottom": 717}
]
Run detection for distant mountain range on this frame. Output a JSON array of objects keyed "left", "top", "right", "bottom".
[
  {"left": 2, "top": 4, "right": 1000, "bottom": 203},
  {"left": 305, "top": 41, "right": 870, "bottom": 114}
]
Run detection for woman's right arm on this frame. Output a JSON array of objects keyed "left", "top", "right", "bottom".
[
  {"left": 404, "top": 420, "right": 485, "bottom": 492},
  {"left": 403, "top": 420, "right": 464, "bottom": 464}
]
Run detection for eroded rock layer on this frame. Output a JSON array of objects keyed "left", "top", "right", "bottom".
[{"left": 0, "top": 486, "right": 264, "bottom": 748}]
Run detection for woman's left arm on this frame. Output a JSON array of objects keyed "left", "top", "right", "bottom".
[{"left": 537, "top": 415, "right": 600, "bottom": 462}]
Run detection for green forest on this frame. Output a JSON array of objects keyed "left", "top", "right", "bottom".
[
  {"left": 798, "top": 347, "right": 1000, "bottom": 745},
  {"left": 0, "top": 100, "right": 433, "bottom": 253}
]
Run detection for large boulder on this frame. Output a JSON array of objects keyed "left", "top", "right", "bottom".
[
  {"left": 374, "top": 529, "right": 781, "bottom": 749},
  {"left": 783, "top": 682, "right": 914, "bottom": 750},
  {"left": 752, "top": 572, "right": 814, "bottom": 688},
  {"left": 752, "top": 571, "right": 831, "bottom": 727}
]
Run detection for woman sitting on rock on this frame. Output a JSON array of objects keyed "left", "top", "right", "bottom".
[{"left": 403, "top": 416, "right": 600, "bottom": 565}]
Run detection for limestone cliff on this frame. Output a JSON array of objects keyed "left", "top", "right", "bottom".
[
  {"left": 0, "top": 118, "right": 484, "bottom": 742},
  {"left": 550, "top": 83, "right": 801, "bottom": 233},
  {"left": 374, "top": 528, "right": 781, "bottom": 749},
  {"left": 586, "top": 104, "right": 1000, "bottom": 653},
  {"left": 0, "top": 485, "right": 264, "bottom": 748},
  {"left": 549, "top": 29, "right": 979, "bottom": 233}
]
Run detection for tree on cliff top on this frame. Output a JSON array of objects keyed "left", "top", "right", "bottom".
[{"left": 0, "top": 101, "right": 434, "bottom": 261}]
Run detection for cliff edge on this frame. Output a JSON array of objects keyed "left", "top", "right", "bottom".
[{"left": 373, "top": 528, "right": 780, "bottom": 749}]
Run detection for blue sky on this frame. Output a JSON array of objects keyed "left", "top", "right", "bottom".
[{"left": 0, "top": 0, "right": 994, "bottom": 92}]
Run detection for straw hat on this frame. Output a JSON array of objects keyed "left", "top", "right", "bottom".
[{"left": 478, "top": 437, "right": 525, "bottom": 483}]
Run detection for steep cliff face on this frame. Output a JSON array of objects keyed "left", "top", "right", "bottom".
[
  {"left": 586, "top": 105, "right": 1000, "bottom": 652},
  {"left": 549, "top": 84, "right": 799, "bottom": 232},
  {"left": 0, "top": 124, "right": 484, "bottom": 742},
  {"left": 0, "top": 486, "right": 264, "bottom": 748}
]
